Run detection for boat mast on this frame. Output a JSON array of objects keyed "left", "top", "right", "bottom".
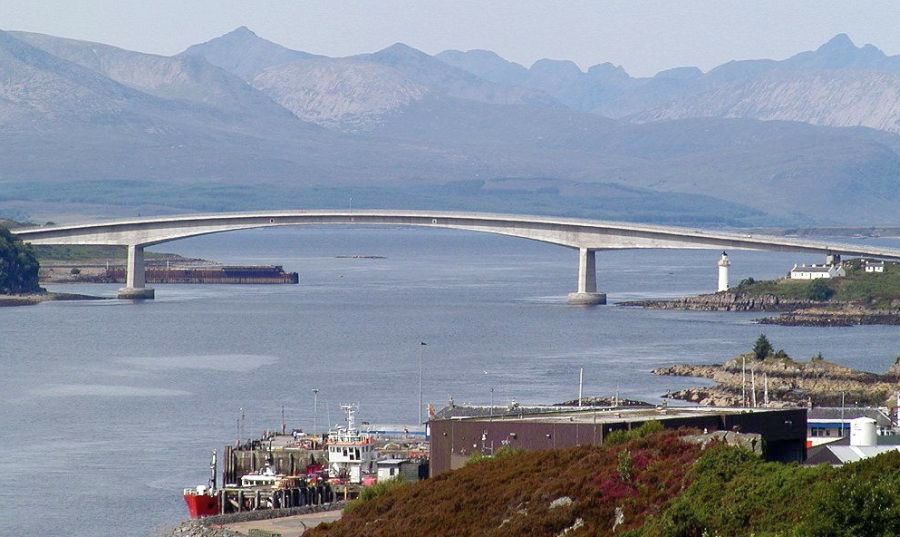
[{"left": 209, "top": 450, "right": 217, "bottom": 490}]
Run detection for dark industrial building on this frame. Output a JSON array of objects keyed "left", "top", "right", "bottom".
[{"left": 428, "top": 404, "right": 807, "bottom": 476}]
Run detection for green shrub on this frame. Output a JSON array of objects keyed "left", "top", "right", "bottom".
[
  {"left": 343, "top": 476, "right": 407, "bottom": 514},
  {"left": 605, "top": 421, "right": 665, "bottom": 446},
  {"left": 806, "top": 279, "right": 835, "bottom": 301},
  {"left": 644, "top": 448, "right": 900, "bottom": 537},
  {"left": 465, "top": 445, "right": 525, "bottom": 466},
  {"left": 617, "top": 449, "right": 634, "bottom": 482}
]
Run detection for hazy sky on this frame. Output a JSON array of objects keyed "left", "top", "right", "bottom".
[{"left": 3, "top": 1, "right": 900, "bottom": 76}]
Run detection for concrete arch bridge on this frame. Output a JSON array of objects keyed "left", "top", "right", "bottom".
[{"left": 13, "top": 210, "right": 900, "bottom": 304}]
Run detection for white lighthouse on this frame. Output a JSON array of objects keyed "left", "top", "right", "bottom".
[{"left": 717, "top": 252, "right": 730, "bottom": 292}]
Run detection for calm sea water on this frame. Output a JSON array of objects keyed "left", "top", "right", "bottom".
[{"left": 2, "top": 227, "right": 898, "bottom": 537}]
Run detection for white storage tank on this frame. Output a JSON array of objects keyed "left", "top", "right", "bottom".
[{"left": 849, "top": 417, "right": 877, "bottom": 447}]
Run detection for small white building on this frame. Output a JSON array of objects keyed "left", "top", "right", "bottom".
[
  {"left": 865, "top": 261, "right": 885, "bottom": 273},
  {"left": 376, "top": 458, "right": 421, "bottom": 482},
  {"left": 790, "top": 264, "right": 845, "bottom": 280}
]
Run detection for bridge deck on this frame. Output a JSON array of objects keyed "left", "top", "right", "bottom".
[{"left": 12, "top": 210, "right": 900, "bottom": 260}]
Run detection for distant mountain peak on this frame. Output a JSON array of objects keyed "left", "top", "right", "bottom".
[
  {"left": 382, "top": 42, "right": 416, "bottom": 52},
  {"left": 181, "top": 26, "right": 316, "bottom": 80},
  {"left": 653, "top": 66, "right": 702, "bottom": 80},
  {"left": 794, "top": 32, "right": 887, "bottom": 69},
  {"left": 587, "top": 62, "right": 629, "bottom": 79},
  {"left": 530, "top": 58, "right": 583, "bottom": 77},
  {"left": 457, "top": 49, "right": 507, "bottom": 61},
  {"left": 371, "top": 42, "right": 430, "bottom": 62},
  {"left": 212, "top": 26, "right": 263, "bottom": 44},
  {"left": 817, "top": 33, "right": 856, "bottom": 53},
  {"left": 434, "top": 48, "right": 530, "bottom": 87}
]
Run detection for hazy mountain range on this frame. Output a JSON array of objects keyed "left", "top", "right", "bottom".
[{"left": 2, "top": 27, "right": 900, "bottom": 226}]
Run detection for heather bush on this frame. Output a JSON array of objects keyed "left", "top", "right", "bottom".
[
  {"left": 310, "top": 432, "right": 900, "bottom": 537},
  {"left": 309, "top": 429, "right": 700, "bottom": 537}
]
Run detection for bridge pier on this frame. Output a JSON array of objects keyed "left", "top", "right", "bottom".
[
  {"left": 118, "top": 245, "right": 155, "bottom": 299},
  {"left": 567, "top": 247, "right": 606, "bottom": 306}
]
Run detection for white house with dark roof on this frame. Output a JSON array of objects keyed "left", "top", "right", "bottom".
[
  {"left": 790, "top": 263, "right": 845, "bottom": 280},
  {"left": 865, "top": 260, "right": 885, "bottom": 273}
]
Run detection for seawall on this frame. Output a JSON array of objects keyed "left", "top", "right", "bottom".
[{"left": 41, "top": 264, "right": 299, "bottom": 284}]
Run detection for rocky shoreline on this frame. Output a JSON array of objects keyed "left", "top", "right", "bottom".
[
  {"left": 159, "top": 502, "right": 346, "bottom": 537},
  {"left": 0, "top": 291, "right": 107, "bottom": 307},
  {"left": 620, "top": 292, "right": 814, "bottom": 312},
  {"left": 621, "top": 293, "right": 900, "bottom": 326},
  {"left": 556, "top": 396, "right": 652, "bottom": 407},
  {"left": 759, "top": 307, "right": 900, "bottom": 326},
  {"left": 654, "top": 354, "right": 900, "bottom": 407}
]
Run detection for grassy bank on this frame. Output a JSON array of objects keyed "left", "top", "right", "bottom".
[
  {"left": 32, "top": 244, "right": 180, "bottom": 263},
  {"left": 736, "top": 259, "right": 900, "bottom": 310}
]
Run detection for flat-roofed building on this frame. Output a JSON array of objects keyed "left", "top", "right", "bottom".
[
  {"left": 807, "top": 407, "right": 894, "bottom": 446},
  {"left": 806, "top": 417, "right": 900, "bottom": 465},
  {"left": 429, "top": 405, "right": 807, "bottom": 476},
  {"left": 376, "top": 458, "right": 423, "bottom": 482}
]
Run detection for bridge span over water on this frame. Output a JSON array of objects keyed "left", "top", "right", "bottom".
[{"left": 13, "top": 210, "right": 900, "bottom": 304}]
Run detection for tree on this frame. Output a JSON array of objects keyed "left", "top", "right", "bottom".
[
  {"left": 0, "top": 226, "right": 42, "bottom": 294},
  {"left": 753, "top": 334, "right": 773, "bottom": 360}
]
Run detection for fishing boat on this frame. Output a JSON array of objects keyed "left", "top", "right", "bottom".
[
  {"left": 326, "top": 403, "right": 377, "bottom": 484},
  {"left": 183, "top": 450, "right": 220, "bottom": 518}
]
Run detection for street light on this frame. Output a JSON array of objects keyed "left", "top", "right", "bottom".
[
  {"left": 419, "top": 342, "right": 427, "bottom": 424},
  {"left": 312, "top": 388, "right": 319, "bottom": 434},
  {"left": 490, "top": 387, "right": 494, "bottom": 420}
]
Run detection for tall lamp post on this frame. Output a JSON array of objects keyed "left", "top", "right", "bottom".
[
  {"left": 312, "top": 388, "right": 319, "bottom": 434},
  {"left": 490, "top": 387, "right": 494, "bottom": 420},
  {"left": 419, "top": 342, "right": 427, "bottom": 424}
]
